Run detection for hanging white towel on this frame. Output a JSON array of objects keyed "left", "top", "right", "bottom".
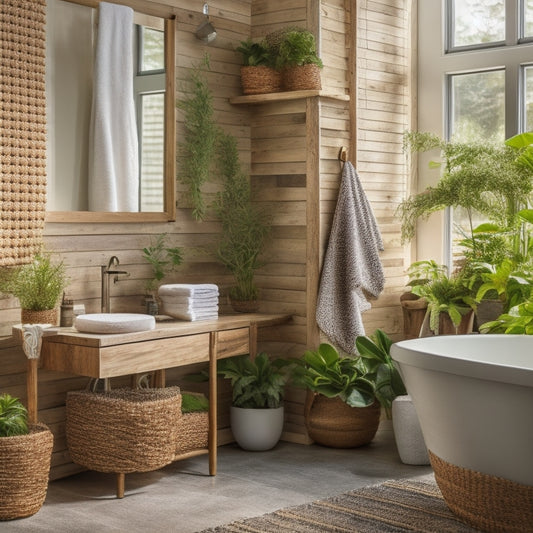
[
  {"left": 88, "top": 2, "right": 139, "bottom": 212},
  {"left": 316, "top": 161, "right": 385, "bottom": 354}
]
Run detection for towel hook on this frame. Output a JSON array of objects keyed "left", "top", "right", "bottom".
[{"left": 338, "top": 146, "right": 348, "bottom": 169}]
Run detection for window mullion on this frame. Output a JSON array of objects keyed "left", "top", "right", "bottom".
[{"left": 506, "top": 0, "right": 519, "bottom": 45}]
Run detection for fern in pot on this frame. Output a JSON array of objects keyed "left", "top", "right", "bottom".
[
  {"left": 277, "top": 29, "right": 323, "bottom": 91},
  {"left": 0, "top": 393, "right": 53, "bottom": 519},
  {"left": 218, "top": 353, "right": 293, "bottom": 451}
]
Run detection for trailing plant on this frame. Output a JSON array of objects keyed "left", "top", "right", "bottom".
[
  {"left": 277, "top": 29, "right": 323, "bottom": 68},
  {"left": 355, "top": 329, "right": 406, "bottom": 416},
  {"left": 292, "top": 344, "right": 375, "bottom": 408},
  {"left": 142, "top": 233, "right": 183, "bottom": 293},
  {"left": 480, "top": 299, "right": 533, "bottom": 334},
  {"left": 236, "top": 39, "right": 275, "bottom": 67},
  {"left": 177, "top": 55, "right": 220, "bottom": 221},
  {"left": 213, "top": 132, "right": 271, "bottom": 302},
  {"left": 217, "top": 353, "right": 293, "bottom": 409},
  {"left": 0, "top": 394, "right": 28, "bottom": 437},
  {"left": 0, "top": 253, "right": 67, "bottom": 311}
]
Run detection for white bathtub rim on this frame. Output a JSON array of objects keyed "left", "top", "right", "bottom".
[{"left": 391, "top": 334, "right": 533, "bottom": 389}]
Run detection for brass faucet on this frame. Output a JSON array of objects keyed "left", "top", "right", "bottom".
[{"left": 101, "top": 256, "right": 129, "bottom": 313}]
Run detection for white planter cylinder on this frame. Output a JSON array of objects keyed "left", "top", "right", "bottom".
[
  {"left": 392, "top": 395, "right": 429, "bottom": 465},
  {"left": 230, "top": 406, "right": 284, "bottom": 451}
]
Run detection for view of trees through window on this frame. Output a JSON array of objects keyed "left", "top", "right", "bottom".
[{"left": 450, "top": 0, "right": 504, "bottom": 48}]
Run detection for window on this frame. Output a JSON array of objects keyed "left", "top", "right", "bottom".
[
  {"left": 417, "top": 0, "right": 533, "bottom": 266},
  {"left": 135, "top": 24, "right": 165, "bottom": 212}
]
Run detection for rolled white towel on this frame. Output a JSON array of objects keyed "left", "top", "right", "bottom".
[{"left": 159, "top": 284, "right": 219, "bottom": 298}]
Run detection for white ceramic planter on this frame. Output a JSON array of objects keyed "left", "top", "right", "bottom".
[
  {"left": 230, "top": 406, "right": 284, "bottom": 451},
  {"left": 392, "top": 395, "right": 429, "bottom": 465}
]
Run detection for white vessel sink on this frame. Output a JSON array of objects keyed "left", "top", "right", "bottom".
[{"left": 74, "top": 313, "right": 156, "bottom": 334}]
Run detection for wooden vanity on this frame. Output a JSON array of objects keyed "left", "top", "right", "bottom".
[{"left": 38, "top": 313, "right": 291, "bottom": 484}]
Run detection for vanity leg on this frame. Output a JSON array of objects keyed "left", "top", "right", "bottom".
[
  {"left": 208, "top": 332, "right": 217, "bottom": 476},
  {"left": 26, "top": 359, "right": 38, "bottom": 424},
  {"left": 116, "top": 473, "right": 125, "bottom": 499}
]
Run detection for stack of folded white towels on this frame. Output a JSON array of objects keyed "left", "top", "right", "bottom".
[{"left": 158, "top": 284, "right": 219, "bottom": 321}]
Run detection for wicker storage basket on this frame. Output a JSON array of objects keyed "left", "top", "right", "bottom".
[
  {"left": 66, "top": 387, "right": 181, "bottom": 474},
  {"left": 21, "top": 308, "right": 59, "bottom": 326},
  {"left": 304, "top": 392, "right": 381, "bottom": 448},
  {"left": 429, "top": 450, "right": 533, "bottom": 533},
  {"left": 176, "top": 411, "right": 209, "bottom": 455},
  {"left": 230, "top": 298, "right": 260, "bottom": 313},
  {"left": 283, "top": 64, "right": 322, "bottom": 91},
  {"left": 0, "top": 423, "right": 53, "bottom": 520},
  {"left": 240, "top": 66, "right": 282, "bottom": 95}
]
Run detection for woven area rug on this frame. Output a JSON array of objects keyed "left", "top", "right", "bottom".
[{"left": 198, "top": 478, "right": 478, "bottom": 532}]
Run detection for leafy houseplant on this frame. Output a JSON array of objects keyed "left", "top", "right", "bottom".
[
  {"left": 177, "top": 56, "right": 219, "bottom": 221},
  {"left": 293, "top": 344, "right": 381, "bottom": 448},
  {"left": 0, "top": 252, "right": 67, "bottom": 325},
  {"left": 480, "top": 299, "right": 533, "bottom": 334},
  {"left": 141, "top": 233, "right": 183, "bottom": 314},
  {"left": 411, "top": 270, "right": 476, "bottom": 335},
  {"left": 0, "top": 394, "right": 53, "bottom": 519},
  {"left": 355, "top": 329, "right": 407, "bottom": 416},
  {"left": 277, "top": 29, "right": 323, "bottom": 90},
  {"left": 236, "top": 39, "right": 281, "bottom": 95},
  {"left": 213, "top": 132, "right": 271, "bottom": 310},
  {"left": 218, "top": 353, "right": 293, "bottom": 450}
]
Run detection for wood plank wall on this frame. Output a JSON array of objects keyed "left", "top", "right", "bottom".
[{"left": 0, "top": 0, "right": 415, "bottom": 474}]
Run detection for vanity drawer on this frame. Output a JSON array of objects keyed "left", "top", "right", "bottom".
[{"left": 217, "top": 328, "right": 249, "bottom": 358}]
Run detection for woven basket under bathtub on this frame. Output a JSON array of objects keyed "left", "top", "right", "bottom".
[
  {"left": 429, "top": 450, "right": 533, "bottom": 532},
  {"left": 0, "top": 423, "right": 53, "bottom": 520},
  {"left": 66, "top": 387, "right": 181, "bottom": 474}
]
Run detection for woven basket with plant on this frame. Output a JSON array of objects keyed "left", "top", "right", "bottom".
[
  {"left": 236, "top": 39, "right": 281, "bottom": 95},
  {"left": 0, "top": 394, "right": 53, "bottom": 520}
]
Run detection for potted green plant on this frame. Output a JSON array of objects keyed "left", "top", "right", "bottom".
[
  {"left": 277, "top": 29, "right": 323, "bottom": 90},
  {"left": 411, "top": 268, "right": 477, "bottom": 335},
  {"left": 177, "top": 56, "right": 220, "bottom": 221},
  {"left": 141, "top": 233, "right": 183, "bottom": 314},
  {"left": 217, "top": 353, "right": 293, "bottom": 451},
  {"left": 355, "top": 329, "right": 429, "bottom": 465},
  {"left": 480, "top": 299, "right": 533, "bottom": 334},
  {"left": 0, "top": 252, "right": 67, "bottom": 325},
  {"left": 213, "top": 132, "right": 271, "bottom": 312},
  {"left": 0, "top": 393, "right": 53, "bottom": 520},
  {"left": 236, "top": 39, "right": 281, "bottom": 95},
  {"left": 292, "top": 343, "right": 380, "bottom": 448},
  {"left": 400, "top": 260, "right": 448, "bottom": 339}
]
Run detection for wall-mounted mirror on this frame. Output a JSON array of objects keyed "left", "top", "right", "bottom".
[{"left": 45, "top": 0, "right": 176, "bottom": 223}]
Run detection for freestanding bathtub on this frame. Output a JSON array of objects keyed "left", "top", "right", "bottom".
[{"left": 391, "top": 335, "right": 533, "bottom": 532}]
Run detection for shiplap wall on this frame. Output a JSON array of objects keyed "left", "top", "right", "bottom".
[{"left": 0, "top": 0, "right": 414, "bottom": 474}]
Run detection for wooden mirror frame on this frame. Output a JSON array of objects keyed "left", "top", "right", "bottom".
[{"left": 45, "top": 0, "right": 176, "bottom": 223}]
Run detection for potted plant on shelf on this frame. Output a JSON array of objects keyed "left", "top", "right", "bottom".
[
  {"left": 236, "top": 39, "right": 281, "bottom": 95},
  {"left": 355, "top": 329, "right": 429, "bottom": 465},
  {"left": 141, "top": 233, "right": 183, "bottom": 315},
  {"left": 292, "top": 343, "right": 381, "bottom": 448},
  {"left": 217, "top": 353, "right": 293, "bottom": 451},
  {"left": 277, "top": 29, "right": 323, "bottom": 91},
  {"left": 0, "top": 252, "right": 67, "bottom": 325},
  {"left": 213, "top": 132, "right": 271, "bottom": 312},
  {"left": 0, "top": 393, "right": 53, "bottom": 520}
]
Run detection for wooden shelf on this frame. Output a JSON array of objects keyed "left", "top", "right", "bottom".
[{"left": 230, "top": 90, "right": 350, "bottom": 105}]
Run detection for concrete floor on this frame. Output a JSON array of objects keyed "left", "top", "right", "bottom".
[{"left": 7, "top": 423, "right": 434, "bottom": 533}]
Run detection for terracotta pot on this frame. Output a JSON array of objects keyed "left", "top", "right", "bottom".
[
  {"left": 304, "top": 392, "right": 381, "bottom": 448},
  {"left": 438, "top": 309, "right": 474, "bottom": 335},
  {"left": 400, "top": 292, "right": 428, "bottom": 339},
  {"left": 21, "top": 308, "right": 59, "bottom": 326}
]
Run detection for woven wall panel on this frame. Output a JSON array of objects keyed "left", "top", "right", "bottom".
[{"left": 0, "top": 0, "right": 47, "bottom": 266}]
